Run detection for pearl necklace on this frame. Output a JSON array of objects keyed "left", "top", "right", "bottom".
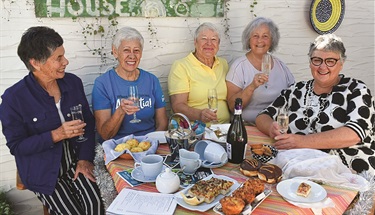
[{"left": 302, "top": 80, "right": 328, "bottom": 134}]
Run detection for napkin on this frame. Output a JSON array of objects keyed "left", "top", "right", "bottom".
[
  {"left": 285, "top": 197, "right": 335, "bottom": 215},
  {"left": 270, "top": 149, "right": 370, "bottom": 192},
  {"left": 102, "top": 134, "right": 159, "bottom": 165}
]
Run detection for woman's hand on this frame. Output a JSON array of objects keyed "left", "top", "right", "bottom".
[
  {"left": 119, "top": 98, "right": 140, "bottom": 115},
  {"left": 74, "top": 160, "right": 96, "bottom": 182},
  {"left": 200, "top": 108, "right": 217, "bottom": 123},
  {"left": 51, "top": 120, "right": 86, "bottom": 143},
  {"left": 251, "top": 73, "right": 269, "bottom": 88},
  {"left": 273, "top": 133, "right": 303, "bottom": 150}
]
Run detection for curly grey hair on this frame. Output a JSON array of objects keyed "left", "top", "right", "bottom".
[
  {"left": 242, "top": 17, "right": 280, "bottom": 53},
  {"left": 112, "top": 26, "right": 144, "bottom": 50},
  {"left": 308, "top": 33, "right": 347, "bottom": 61},
  {"left": 194, "top": 22, "right": 220, "bottom": 42}
]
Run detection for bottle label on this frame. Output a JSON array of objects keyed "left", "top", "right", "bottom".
[
  {"left": 226, "top": 142, "right": 232, "bottom": 160},
  {"left": 234, "top": 109, "right": 242, "bottom": 115}
]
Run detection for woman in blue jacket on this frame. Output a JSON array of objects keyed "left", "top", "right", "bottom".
[{"left": 0, "top": 26, "right": 104, "bottom": 214}]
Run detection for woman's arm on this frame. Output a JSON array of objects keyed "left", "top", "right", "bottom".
[
  {"left": 274, "top": 127, "right": 360, "bottom": 150},
  {"left": 154, "top": 107, "right": 168, "bottom": 131},
  {"left": 94, "top": 99, "right": 138, "bottom": 140},
  {"left": 170, "top": 93, "right": 215, "bottom": 123},
  {"left": 226, "top": 81, "right": 255, "bottom": 113}
]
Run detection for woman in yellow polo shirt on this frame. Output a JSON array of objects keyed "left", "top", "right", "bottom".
[{"left": 168, "top": 22, "right": 230, "bottom": 124}]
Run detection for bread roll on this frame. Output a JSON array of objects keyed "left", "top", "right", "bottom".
[{"left": 138, "top": 141, "right": 151, "bottom": 151}]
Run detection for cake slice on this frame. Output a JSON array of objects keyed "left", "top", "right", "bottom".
[{"left": 296, "top": 182, "right": 312, "bottom": 197}]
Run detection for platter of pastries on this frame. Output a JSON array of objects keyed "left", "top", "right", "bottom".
[
  {"left": 213, "top": 177, "right": 272, "bottom": 215},
  {"left": 174, "top": 174, "right": 240, "bottom": 212}
]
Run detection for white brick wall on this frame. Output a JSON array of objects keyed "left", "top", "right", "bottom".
[{"left": 0, "top": 0, "right": 374, "bottom": 190}]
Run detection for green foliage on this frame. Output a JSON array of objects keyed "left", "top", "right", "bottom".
[
  {"left": 0, "top": 191, "right": 14, "bottom": 215},
  {"left": 250, "top": 0, "right": 258, "bottom": 17}
]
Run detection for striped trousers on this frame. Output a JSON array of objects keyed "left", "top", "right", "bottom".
[{"left": 35, "top": 141, "right": 105, "bottom": 215}]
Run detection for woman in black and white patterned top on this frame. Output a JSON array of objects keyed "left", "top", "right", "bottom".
[{"left": 256, "top": 34, "right": 375, "bottom": 175}]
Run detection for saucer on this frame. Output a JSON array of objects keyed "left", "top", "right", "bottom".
[
  {"left": 201, "top": 157, "right": 228, "bottom": 168},
  {"left": 131, "top": 165, "right": 167, "bottom": 183}
]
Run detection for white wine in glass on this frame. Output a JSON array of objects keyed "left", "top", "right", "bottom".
[
  {"left": 207, "top": 89, "right": 218, "bottom": 123},
  {"left": 262, "top": 53, "right": 272, "bottom": 88},
  {"left": 277, "top": 107, "right": 289, "bottom": 134},
  {"left": 70, "top": 105, "right": 88, "bottom": 142},
  {"left": 128, "top": 85, "right": 141, "bottom": 123}
]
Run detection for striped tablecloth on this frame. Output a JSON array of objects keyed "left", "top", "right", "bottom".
[{"left": 106, "top": 126, "right": 358, "bottom": 215}]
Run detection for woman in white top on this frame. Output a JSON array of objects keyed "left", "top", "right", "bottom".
[{"left": 226, "top": 17, "right": 295, "bottom": 124}]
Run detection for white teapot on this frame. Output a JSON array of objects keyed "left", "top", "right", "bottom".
[{"left": 156, "top": 167, "right": 180, "bottom": 194}]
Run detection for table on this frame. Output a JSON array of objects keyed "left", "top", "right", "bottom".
[{"left": 106, "top": 126, "right": 359, "bottom": 215}]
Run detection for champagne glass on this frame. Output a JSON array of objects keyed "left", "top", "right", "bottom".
[
  {"left": 128, "top": 85, "right": 141, "bottom": 123},
  {"left": 262, "top": 53, "right": 272, "bottom": 89},
  {"left": 277, "top": 107, "right": 289, "bottom": 134},
  {"left": 207, "top": 89, "right": 218, "bottom": 123},
  {"left": 70, "top": 105, "right": 88, "bottom": 142}
]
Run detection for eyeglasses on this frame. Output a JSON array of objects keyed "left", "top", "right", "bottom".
[{"left": 310, "top": 57, "right": 340, "bottom": 67}]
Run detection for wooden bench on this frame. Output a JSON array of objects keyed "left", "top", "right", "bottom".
[{"left": 16, "top": 171, "right": 49, "bottom": 215}]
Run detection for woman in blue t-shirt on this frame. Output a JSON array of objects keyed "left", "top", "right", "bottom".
[{"left": 92, "top": 27, "right": 168, "bottom": 141}]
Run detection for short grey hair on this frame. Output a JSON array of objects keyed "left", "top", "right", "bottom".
[
  {"left": 242, "top": 17, "right": 280, "bottom": 53},
  {"left": 308, "top": 34, "right": 347, "bottom": 61},
  {"left": 194, "top": 22, "right": 220, "bottom": 41},
  {"left": 112, "top": 26, "right": 144, "bottom": 50}
]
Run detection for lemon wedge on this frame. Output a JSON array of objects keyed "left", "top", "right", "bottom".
[{"left": 180, "top": 193, "right": 204, "bottom": 206}]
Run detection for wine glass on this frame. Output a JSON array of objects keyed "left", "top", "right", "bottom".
[
  {"left": 277, "top": 107, "right": 289, "bottom": 134},
  {"left": 128, "top": 85, "right": 141, "bottom": 123},
  {"left": 207, "top": 89, "right": 218, "bottom": 123},
  {"left": 262, "top": 53, "right": 272, "bottom": 88},
  {"left": 70, "top": 104, "right": 88, "bottom": 142}
]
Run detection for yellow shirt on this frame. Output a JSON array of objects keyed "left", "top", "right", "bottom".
[{"left": 168, "top": 52, "right": 230, "bottom": 123}]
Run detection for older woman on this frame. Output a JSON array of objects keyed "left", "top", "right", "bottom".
[
  {"left": 226, "top": 17, "right": 294, "bottom": 124},
  {"left": 0, "top": 26, "right": 104, "bottom": 214},
  {"left": 168, "top": 22, "right": 230, "bottom": 124},
  {"left": 256, "top": 34, "right": 375, "bottom": 174},
  {"left": 92, "top": 27, "right": 168, "bottom": 141}
]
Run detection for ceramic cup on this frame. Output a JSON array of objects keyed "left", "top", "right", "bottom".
[
  {"left": 134, "top": 154, "right": 163, "bottom": 179},
  {"left": 204, "top": 142, "right": 227, "bottom": 164},
  {"left": 194, "top": 140, "right": 227, "bottom": 164},
  {"left": 179, "top": 149, "right": 202, "bottom": 175}
]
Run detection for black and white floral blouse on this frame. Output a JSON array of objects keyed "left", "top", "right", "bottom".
[{"left": 260, "top": 74, "right": 375, "bottom": 174}]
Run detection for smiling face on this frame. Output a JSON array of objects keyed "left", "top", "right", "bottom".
[
  {"left": 310, "top": 50, "right": 343, "bottom": 89},
  {"left": 113, "top": 39, "right": 142, "bottom": 73},
  {"left": 194, "top": 29, "right": 220, "bottom": 59},
  {"left": 32, "top": 45, "right": 69, "bottom": 81},
  {"left": 249, "top": 24, "right": 272, "bottom": 55}
]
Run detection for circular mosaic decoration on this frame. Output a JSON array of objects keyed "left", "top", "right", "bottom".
[{"left": 310, "top": 0, "right": 345, "bottom": 34}]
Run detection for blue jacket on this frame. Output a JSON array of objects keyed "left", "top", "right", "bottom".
[{"left": 0, "top": 72, "right": 96, "bottom": 195}]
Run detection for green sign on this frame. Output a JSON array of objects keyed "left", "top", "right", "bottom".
[{"left": 34, "top": 0, "right": 224, "bottom": 18}]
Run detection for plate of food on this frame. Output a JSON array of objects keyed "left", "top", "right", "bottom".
[
  {"left": 145, "top": 131, "right": 167, "bottom": 144},
  {"left": 276, "top": 179, "right": 327, "bottom": 203},
  {"left": 213, "top": 177, "right": 271, "bottom": 215},
  {"left": 205, "top": 124, "right": 230, "bottom": 143},
  {"left": 174, "top": 174, "right": 240, "bottom": 212}
]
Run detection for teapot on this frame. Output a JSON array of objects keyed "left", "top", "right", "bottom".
[
  {"left": 165, "top": 113, "right": 197, "bottom": 160},
  {"left": 156, "top": 168, "right": 180, "bottom": 194}
]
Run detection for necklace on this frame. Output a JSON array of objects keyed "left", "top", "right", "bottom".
[
  {"left": 116, "top": 69, "right": 139, "bottom": 81},
  {"left": 302, "top": 80, "right": 328, "bottom": 134}
]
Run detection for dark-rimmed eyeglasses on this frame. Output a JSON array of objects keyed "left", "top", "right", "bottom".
[{"left": 310, "top": 57, "right": 340, "bottom": 67}]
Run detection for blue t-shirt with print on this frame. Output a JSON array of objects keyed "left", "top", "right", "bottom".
[{"left": 92, "top": 68, "right": 166, "bottom": 141}]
